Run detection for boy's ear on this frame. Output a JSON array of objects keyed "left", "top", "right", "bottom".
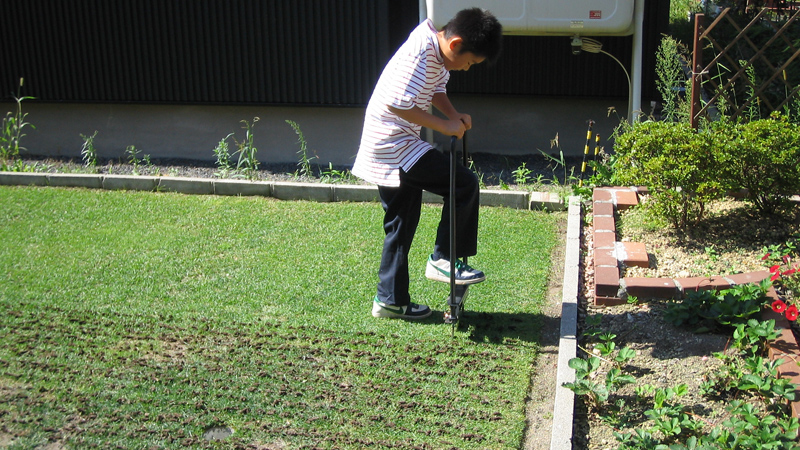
[{"left": 448, "top": 36, "right": 464, "bottom": 53}]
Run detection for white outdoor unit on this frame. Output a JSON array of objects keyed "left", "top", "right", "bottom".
[
  {"left": 423, "top": 0, "right": 645, "bottom": 121},
  {"left": 426, "top": 0, "right": 635, "bottom": 36}
]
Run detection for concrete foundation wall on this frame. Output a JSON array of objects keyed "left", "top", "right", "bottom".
[{"left": 17, "top": 95, "right": 628, "bottom": 166}]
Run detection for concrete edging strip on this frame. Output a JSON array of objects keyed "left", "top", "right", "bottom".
[
  {"left": 0, "top": 171, "right": 566, "bottom": 211},
  {"left": 550, "top": 195, "right": 581, "bottom": 450}
]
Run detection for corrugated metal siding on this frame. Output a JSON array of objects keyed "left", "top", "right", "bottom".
[
  {"left": 448, "top": 35, "right": 633, "bottom": 97},
  {"left": 1, "top": 0, "right": 666, "bottom": 105},
  {"left": 447, "top": 0, "right": 668, "bottom": 99},
  {"left": 2, "top": 0, "right": 391, "bottom": 105}
]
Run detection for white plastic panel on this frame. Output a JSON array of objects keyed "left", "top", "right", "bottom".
[{"left": 426, "top": 0, "right": 635, "bottom": 36}]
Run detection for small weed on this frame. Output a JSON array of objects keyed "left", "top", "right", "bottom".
[
  {"left": 512, "top": 162, "right": 532, "bottom": 186},
  {"left": 539, "top": 134, "right": 579, "bottom": 187},
  {"left": 80, "top": 131, "right": 98, "bottom": 170},
  {"left": 286, "top": 119, "right": 316, "bottom": 179},
  {"left": 125, "top": 145, "right": 141, "bottom": 175},
  {"left": 1, "top": 78, "right": 35, "bottom": 168},
  {"left": 319, "top": 162, "right": 354, "bottom": 184},
  {"left": 234, "top": 117, "right": 260, "bottom": 180},
  {"left": 212, "top": 132, "right": 235, "bottom": 178}
]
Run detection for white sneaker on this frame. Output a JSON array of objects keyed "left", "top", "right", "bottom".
[
  {"left": 425, "top": 255, "right": 485, "bottom": 285},
  {"left": 371, "top": 296, "right": 432, "bottom": 320}
]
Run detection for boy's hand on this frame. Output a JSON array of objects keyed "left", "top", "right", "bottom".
[
  {"left": 455, "top": 113, "right": 472, "bottom": 130},
  {"left": 443, "top": 118, "right": 467, "bottom": 139}
]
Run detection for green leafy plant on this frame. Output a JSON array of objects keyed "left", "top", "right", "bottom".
[
  {"left": 609, "top": 319, "right": 800, "bottom": 449},
  {"left": 286, "top": 119, "right": 316, "bottom": 179},
  {"left": 563, "top": 317, "right": 636, "bottom": 409},
  {"left": 612, "top": 120, "right": 725, "bottom": 229},
  {"left": 512, "top": 162, "right": 531, "bottom": 186},
  {"left": 716, "top": 113, "right": 800, "bottom": 215},
  {"left": 664, "top": 280, "right": 771, "bottom": 331},
  {"left": 1, "top": 78, "right": 35, "bottom": 166}
]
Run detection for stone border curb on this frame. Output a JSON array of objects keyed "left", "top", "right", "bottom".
[
  {"left": 0, "top": 172, "right": 566, "bottom": 211},
  {"left": 550, "top": 196, "right": 581, "bottom": 450}
]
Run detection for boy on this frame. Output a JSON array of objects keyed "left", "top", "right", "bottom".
[{"left": 352, "top": 8, "right": 503, "bottom": 320}]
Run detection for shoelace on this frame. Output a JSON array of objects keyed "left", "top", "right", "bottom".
[{"left": 453, "top": 259, "right": 472, "bottom": 272}]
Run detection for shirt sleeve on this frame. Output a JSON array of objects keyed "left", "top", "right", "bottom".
[{"left": 378, "top": 49, "right": 429, "bottom": 111}]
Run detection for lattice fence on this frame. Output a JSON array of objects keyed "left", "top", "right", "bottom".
[{"left": 690, "top": 6, "right": 800, "bottom": 126}]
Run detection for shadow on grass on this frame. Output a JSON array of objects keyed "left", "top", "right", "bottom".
[{"left": 419, "top": 309, "right": 561, "bottom": 346}]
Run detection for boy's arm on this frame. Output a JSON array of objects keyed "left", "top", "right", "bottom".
[
  {"left": 432, "top": 92, "right": 472, "bottom": 130},
  {"left": 388, "top": 104, "right": 466, "bottom": 138},
  {"left": 388, "top": 91, "right": 471, "bottom": 139}
]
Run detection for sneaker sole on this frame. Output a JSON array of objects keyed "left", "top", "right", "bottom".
[
  {"left": 425, "top": 266, "right": 485, "bottom": 285},
  {"left": 372, "top": 309, "right": 433, "bottom": 320},
  {"left": 372, "top": 304, "right": 433, "bottom": 320}
]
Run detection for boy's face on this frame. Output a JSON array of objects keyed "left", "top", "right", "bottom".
[{"left": 441, "top": 36, "right": 485, "bottom": 71}]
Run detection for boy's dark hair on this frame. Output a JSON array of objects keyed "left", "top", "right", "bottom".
[{"left": 442, "top": 8, "right": 503, "bottom": 65}]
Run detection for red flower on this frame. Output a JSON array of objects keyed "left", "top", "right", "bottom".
[
  {"left": 784, "top": 268, "right": 797, "bottom": 276},
  {"left": 762, "top": 252, "right": 771, "bottom": 260},
  {"left": 787, "top": 305, "right": 799, "bottom": 321},
  {"left": 773, "top": 299, "right": 788, "bottom": 313},
  {"left": 770, "top": 264, "right": 782, "bottom": 274}
]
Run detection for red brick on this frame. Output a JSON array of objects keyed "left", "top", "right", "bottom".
[
  {"left": 593, "top": 215, "right": 616, "bottom": 234},
  {"left": 613, "top": 189, "right": 639, "bottom": 210},
  {"left": 594, "top": 247, "right": 618, "bottom": 268},
  {"left": 594, "top": 230, "right": 616, "bottom": 249},
  {"left": 595, "top": 265, "right": 620, "bottom": 297},
  {"left": 725, "top": 270, "right": 771, "bottom": 286},
  {"left": 617, "top": 242, "right": 649, "bottom": 268},
  {"left": 622, "top": 277, "right": 680, "bottom": 299},
  {"left": 595, "top": 295, "right": 628, "bottom": 306},
  {"left": 593, "top": 188, "right": 613, "bottom": 203},
  {"left": 593, "top": 201, "right": 615, "bottom": 217},
  {"left": 764, "top": 309, "right": 800, "bottom": 418},
  {"left": 676, "top": 276, "right": 718, "bottom": 294}
]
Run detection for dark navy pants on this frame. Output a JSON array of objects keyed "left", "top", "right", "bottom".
[{"left": 376, "top": 149, "right": 480, "bottom": 306}]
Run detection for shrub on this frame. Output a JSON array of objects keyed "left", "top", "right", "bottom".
[
  {"left": 716, "top": 114, "right": 800, "bottom": 215},
  {"left": 612, "top": 121, "right": 725, "bottom": 229}
]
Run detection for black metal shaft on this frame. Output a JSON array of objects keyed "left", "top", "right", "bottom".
[{"left": 449, "top": 135, "right": 457, "bottom": 302}]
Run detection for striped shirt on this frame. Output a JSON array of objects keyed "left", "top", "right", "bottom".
[{"left": 352, "top": 19, "right": 449, "bottom": 187}]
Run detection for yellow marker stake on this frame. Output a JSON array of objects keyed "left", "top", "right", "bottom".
[{"left": 579, "top": 120, "right": 595, "bottom": 187}]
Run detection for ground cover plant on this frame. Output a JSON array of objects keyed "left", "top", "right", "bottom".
[{"left": 0, "top": 186, "right": 561, "bottom": 449}]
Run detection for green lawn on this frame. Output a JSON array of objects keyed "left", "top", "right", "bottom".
[{"left": 0, "top": 186, "right": 562, "bottom": 449}]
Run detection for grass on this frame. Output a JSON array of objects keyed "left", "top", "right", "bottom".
[{"left": 0, "top": 186, "right": 563, "bottom": 449}]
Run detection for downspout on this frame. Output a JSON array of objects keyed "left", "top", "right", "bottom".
[
  {"left": 630, "top": 0, "right": 646, "bottom": 122},
  {"left": 420, "top": 0, "right": 435, "bottom": 144}
]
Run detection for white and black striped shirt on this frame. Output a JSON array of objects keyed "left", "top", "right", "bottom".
[{"left": 352, "top": 19, "right": 449, "bottom": 186}]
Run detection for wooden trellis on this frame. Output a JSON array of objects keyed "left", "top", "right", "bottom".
[{"left": 690, "top": 7, "right": 800, "bottom": 127}]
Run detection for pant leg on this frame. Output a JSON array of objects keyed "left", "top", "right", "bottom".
[
  {"left": 376, "top": 183, "right": 423, "bottom": 307},
  {"left": 401, "top": 150, "right": 480, "bottom": 259}
]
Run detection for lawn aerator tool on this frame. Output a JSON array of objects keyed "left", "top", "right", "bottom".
[{"left": 443, "top": 134, "right": 472, "bottom": 331}]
